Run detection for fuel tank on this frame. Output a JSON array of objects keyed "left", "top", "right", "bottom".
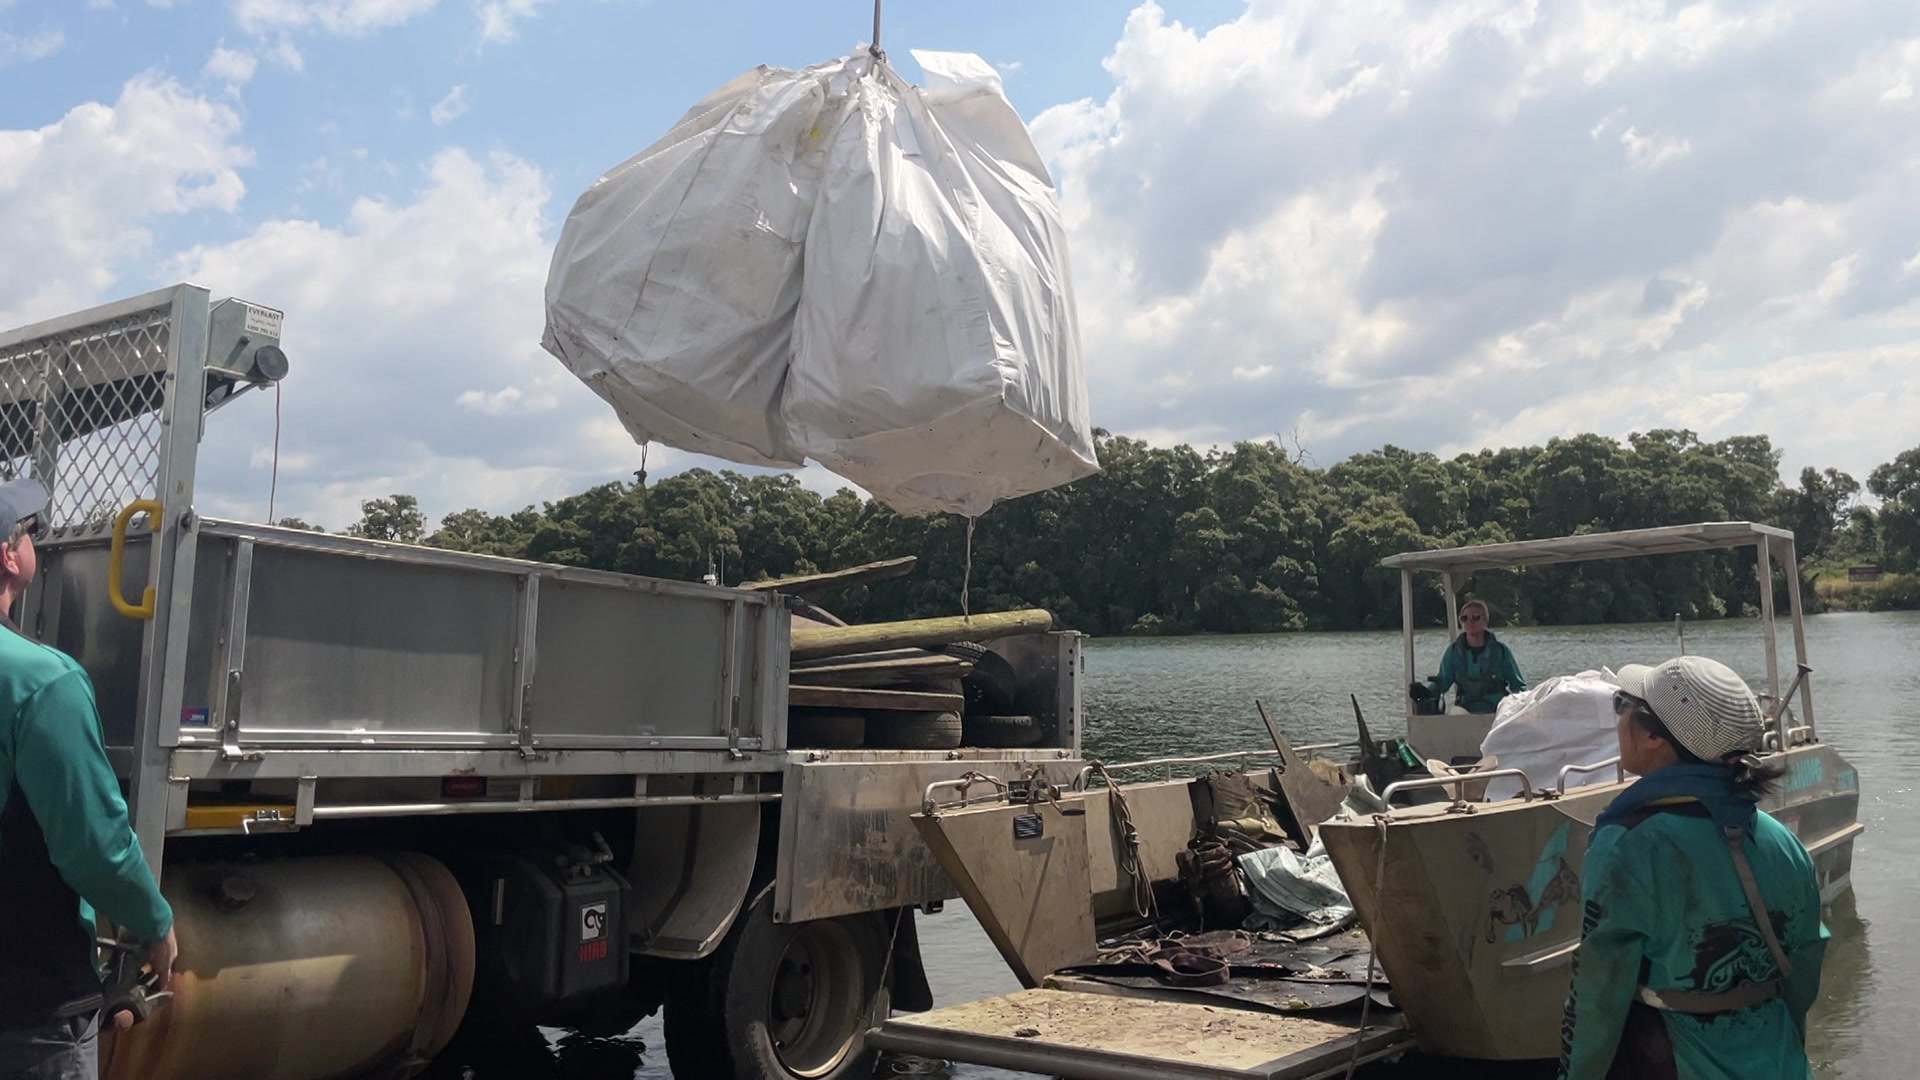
[{"left": 102, "top": 852, "right": 475, "bottom": 1080}]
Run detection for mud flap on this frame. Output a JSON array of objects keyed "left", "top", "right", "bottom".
[{"left": 871, "top": 987, "right": 1411, "bottom": 1080}]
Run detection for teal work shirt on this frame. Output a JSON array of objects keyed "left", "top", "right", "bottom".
[
  {"left": 1557, "top": 802, "right": 1827, "bottom": 1079},
  {"left": 1428, "top": 632, "right": 1526, "bottom": 714},
  {"left": 0, "top": 618, "right": 172, "bottom": 1019}
]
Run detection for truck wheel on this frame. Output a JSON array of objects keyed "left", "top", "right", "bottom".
[{"left": 665, "top": 884, "right": 891, "bottom": 1080}]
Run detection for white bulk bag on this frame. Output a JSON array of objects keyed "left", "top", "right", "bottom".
[
  {"left": 1479, "top": 670, "right": 1622, "bottom": 801},
  {"left": 785, "top": 51, "right": 1097, "bottom": 516},
  {"left": 542, "top": 61, "right": 844, "bottom": 468}
]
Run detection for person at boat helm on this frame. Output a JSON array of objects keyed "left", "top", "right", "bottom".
[
  {"left": 0, "top": 479, "right": 177, "bottom": 1078},
  {"left": 1558, "top": 655, "right": 1827, "bottom": 1080},
  {"left": 1411, "top": 598, "right": 1526, "bottom": 714}
]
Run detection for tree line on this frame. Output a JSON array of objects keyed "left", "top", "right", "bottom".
[{"left": 290, "top": 431, "right": 1920, "bottom": 635}]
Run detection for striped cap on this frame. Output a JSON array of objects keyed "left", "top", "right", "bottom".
[{"left": 1616, "top": 655, "right": 1766, "bottom": 761}]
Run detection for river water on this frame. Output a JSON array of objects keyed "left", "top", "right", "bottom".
[{"left": 459, "top": 612, "right": 1915, "bottom": 1078}]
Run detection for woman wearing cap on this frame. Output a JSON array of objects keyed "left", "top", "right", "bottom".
[{"left": 1557, "top": 656, "right": 1827, "bottom": 1079}]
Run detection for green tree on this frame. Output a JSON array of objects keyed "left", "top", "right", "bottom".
[{"left": 346, "top": 495, "right": 426, "bottom": 544}]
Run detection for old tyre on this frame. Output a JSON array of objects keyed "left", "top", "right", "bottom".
[
  {"left": 941, "top": 642, "right": 1021, "bottom": 714},
  {"left": 664, "top": 884, "right": 891, "bottom": 1080},
  {"left": 864, "top": 710, "right": 963, "bottom": 750},
  {"left": 788, "top": 710, "right": 866, "bottom": 749},
  {"left": 961, "top": 713, "right": 1043, "bottom": 749}
]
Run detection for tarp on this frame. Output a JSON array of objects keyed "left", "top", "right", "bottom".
[
  {"left": 786, "top": 50, "right": 1096, "bottom": 515},
  {"left": 543, "top": 51, "right": 1097, "bottom": 515},
  {"left": 542, "top": 60, "right": 842, "bottom": 468},
  {"left": 1480, "top": 670, "right": 1623, "bottom": 801}
]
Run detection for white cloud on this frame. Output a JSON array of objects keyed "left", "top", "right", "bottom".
[
  {"left": 231, "top": 0, "right": 439, "bottom": 37},
  {"left": 204, "top": 45, "right": 259, "bottom": 91},
  {"left": 166, "top": 149, "right": 650, "bottom": 526},
  {"left": 0, "top": 24, "right": 63, "bottom": 66},
  {"left": 430, "top": 84, "right": 469, "bottom": 125},
  {"left": 1035, "top": 0, "right": 1920, "bottom": 483},
  {"left": 0, "top": 75, "right": 250, "bottom": 328},
  {"left": 474, "top": 0, "right": 552, "bottom": 45}
]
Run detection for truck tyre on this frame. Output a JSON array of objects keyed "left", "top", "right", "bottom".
[
  {"left": 864, "top": 711, "right": 962, "bottom": 750},
  {"left": 664, "top": 884, "right": 891, "bottom": 1080},
  {"left": 961, "top": 713, "right": 1043, "bottom": 749}
]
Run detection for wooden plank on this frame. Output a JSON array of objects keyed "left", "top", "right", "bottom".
[
  {"left": 787, "top": 685, "right": 964, "bottom": 712},
  {"left": 738, "top": 556, "right": 917, "bottom": 596},
  {"left": 791, "top": 610, "right": 1053, "bottom": 662},
  {"left": 792, "top": 648, "right": 937, "bottom": 669},
  {"left": 788, "top": 656, "right": 972, "bottom": 688},
  {"left": 874, "top": 988, "right": 1408, "bottom": 1080}
]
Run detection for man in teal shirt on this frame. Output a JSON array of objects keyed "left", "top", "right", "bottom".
[
  {"left": 1423, "top": 599, "right": 1527, "bottom": 714},
  {"left": 1558, "top": 655, "right": 1826, "bottom": 1079},
  {"left": 0, "top": 479, "right": 176, "bottom": 1077}
]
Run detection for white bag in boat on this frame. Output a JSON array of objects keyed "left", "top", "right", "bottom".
[
  {"left": 1478, "top": 670, "right": 1621, "bottom": 801},
  {"left": 541, "top": 61, "right": 845, "bottom": 468},
  {"left": 785, "top": 50, "right": 1097, "bottom": 516}
]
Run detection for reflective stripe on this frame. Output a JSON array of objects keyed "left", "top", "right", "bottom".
[{"left": 1637, "top": 980, "right": 1781, "bottom": 1014}]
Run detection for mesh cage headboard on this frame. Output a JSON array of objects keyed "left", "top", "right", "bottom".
[{"left": 0, "top": 288, "right": 194, "bottom": 536}]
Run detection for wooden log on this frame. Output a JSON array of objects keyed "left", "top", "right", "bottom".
[
  {"left": 789, "top": 610, "right": 1054, "bottom": 662},
  {"left": 788, "top": 685, "right": 965, "bottom": 712},
  {"left": 739, "top": 556, "right": 918, "bottom": 597}
]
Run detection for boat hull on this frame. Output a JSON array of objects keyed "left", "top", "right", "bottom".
[{"left": 1318, "top": 741, "right": 1860, "bottom": 1061}]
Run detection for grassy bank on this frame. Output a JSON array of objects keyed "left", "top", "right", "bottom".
[{"left": 1813, "top": 573, "right": 1920, "bottom": 612}]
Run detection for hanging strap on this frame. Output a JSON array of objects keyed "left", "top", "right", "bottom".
[
  {"left": 1635, "top": 825, "right": 1792, "bottom": 1015},
  {"left": 1723, "top": 825, "right": 1795, "bottom": 981}
]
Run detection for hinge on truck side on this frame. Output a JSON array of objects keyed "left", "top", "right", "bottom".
[
  {"left": 219, "top": 669, "right": 262, "bottom": 762},
  {"left": 517, "top": 684, "right": 547, "bottom": 761},
  {"left": 726, "top": 694, "right": 744, "bottom": 760}
]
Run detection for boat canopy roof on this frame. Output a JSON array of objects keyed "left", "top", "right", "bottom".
[{"left": 1379, "top": 521, "right": 1796, "bottom": 575}]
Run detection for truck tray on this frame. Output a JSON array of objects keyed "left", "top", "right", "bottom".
[{"left": 871, "top": 986, "right": 1409, "bottom": 1080}]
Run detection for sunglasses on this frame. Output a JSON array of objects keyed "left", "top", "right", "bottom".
[
  {"left": 11, "top": 515, "right": 39, "bottom": 543},
  {"left": 1613, "top": 691, "right": 1644, "bottom": 716},
  {"left": 1462, "top": 612, "right": 1487, "bottom": 622}
]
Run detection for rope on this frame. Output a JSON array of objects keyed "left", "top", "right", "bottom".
[
  {"left": 266, "top": 380, "right": 282, "bottom": 523},
  {"left": 869, "top": 0, "right": 885, "bottom": 60},
  {"left": 1091, "top": 762, "right": 1157, "bottom": 921},
  {"left": 960, "top": 515, "right": 975, "bottom": 617},
  {"left": 1344, "top": 813, "right": 1392, "bottom": 1079}
]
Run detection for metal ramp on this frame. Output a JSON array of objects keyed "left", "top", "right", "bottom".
[
  {"left": 896, "top": 778, "right": 1412, "bottom": 1079},
  {"left": 872, "top": 987, "right": 1410, "bottom": 1080}
]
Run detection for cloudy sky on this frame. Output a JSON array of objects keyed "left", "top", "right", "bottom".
[{"left": 3, "top": 0, "right": 1917, "bottom": 529}]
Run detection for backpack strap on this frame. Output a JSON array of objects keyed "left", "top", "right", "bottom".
[{"left": 1722, "top": 824, "right": 1795, "bottom": 981}]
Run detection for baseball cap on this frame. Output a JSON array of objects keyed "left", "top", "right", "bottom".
[
  {"left": 1616, "top": 655, "right": 1767, "bottom": 761},
  {"left": 0, "top": 478, "right": 48, "bottom": 540}
]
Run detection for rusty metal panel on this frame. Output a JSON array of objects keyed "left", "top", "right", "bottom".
[{"left": 774, "top": 753, "right": 1084, "bottom": 924}]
